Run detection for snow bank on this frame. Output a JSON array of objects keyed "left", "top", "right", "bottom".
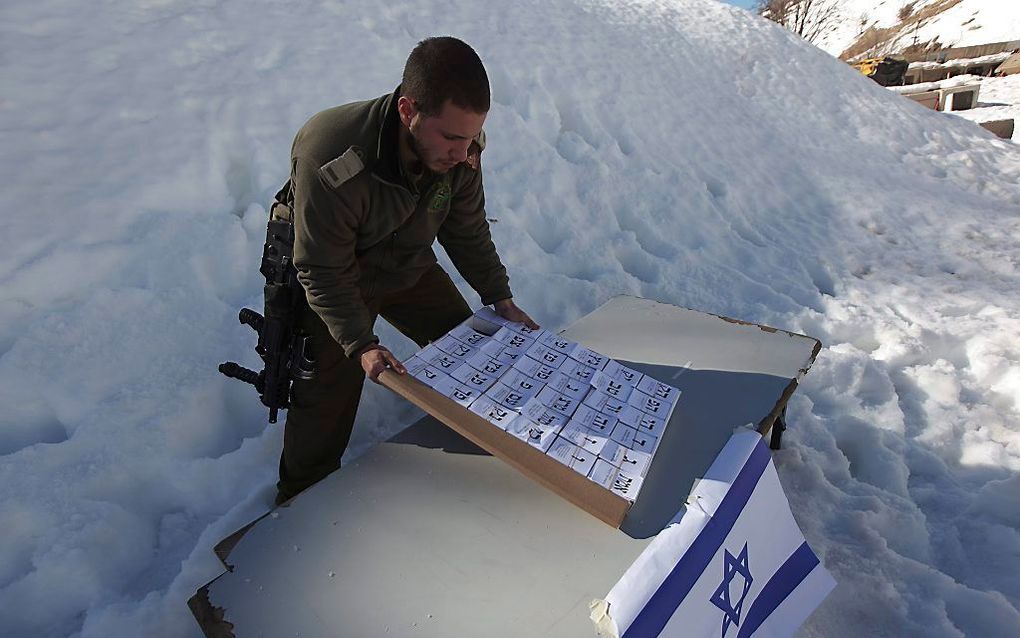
[
  {"left": 813, "top": 0, "right": 1020, "bottom": 59},
  {"left": 1, "top": 0, "right": 1018, "bottom": 636}
]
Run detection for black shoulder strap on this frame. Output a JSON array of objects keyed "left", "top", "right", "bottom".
[{"left": 270, "top": 179, "right": 294, "bottom": 222}]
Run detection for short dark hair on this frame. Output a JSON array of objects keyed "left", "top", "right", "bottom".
[{"left": 401, "top": 37, "right": 490, "bottom": 117}]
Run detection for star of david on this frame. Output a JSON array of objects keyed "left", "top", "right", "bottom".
[{"left": 710, "top": 543, "right": 753, "bottom": 637}]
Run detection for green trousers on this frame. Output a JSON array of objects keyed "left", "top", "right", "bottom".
[{"left": 277, "top": 263, "right": 472, "bottom": 500}]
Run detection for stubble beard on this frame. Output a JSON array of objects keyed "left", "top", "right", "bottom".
[{"left": 408, "top": 124, "right": 449, "bottom": 175}]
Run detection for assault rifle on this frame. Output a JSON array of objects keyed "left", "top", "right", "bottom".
[{"left": 219, "top": 193, "right": 315, "bottom": 423}]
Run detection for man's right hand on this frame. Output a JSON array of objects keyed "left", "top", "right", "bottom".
[{"left": 358, "top": 344, "right": 407, "bottom": 382}]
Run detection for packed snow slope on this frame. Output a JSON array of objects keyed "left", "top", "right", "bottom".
[{"left": 2, "top": 0, "right": 1019, "bottom": 636}]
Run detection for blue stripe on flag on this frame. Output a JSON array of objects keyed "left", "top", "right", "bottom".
[
  {"left": 623, "top": 438, "right": 772, "bottom": 638},
  {"left": 735, "top": 541, "right": 819, "bottom": 638}
]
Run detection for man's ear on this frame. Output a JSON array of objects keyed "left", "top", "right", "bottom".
[{"left": 397, "top": 96, "right": 417, "bottom": 128}]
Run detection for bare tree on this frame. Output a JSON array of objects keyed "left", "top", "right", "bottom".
[
  {"left": 757, "top": 0, "right": 792, "bottom": 27},
  {"left": 757, "top": 0, "right": 842, "bottom": 45}
]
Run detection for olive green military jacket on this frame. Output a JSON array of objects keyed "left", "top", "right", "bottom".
[{"left": 287, "top": 88, "right": 512, "bottom": 358}]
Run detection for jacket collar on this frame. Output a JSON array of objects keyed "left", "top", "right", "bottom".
[{"left": 373, "top": 86, "right": 406, "bottom": 185}]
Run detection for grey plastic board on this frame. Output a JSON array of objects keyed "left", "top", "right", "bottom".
[
  {"left": 562, "top": 297, "right": 819, "bottom": 537},
  {"left": 190, "top": 296, "right": 820, "bottom": 637},
  {"left": 198, "top": 417, "right": 650, "bottom": 637}
]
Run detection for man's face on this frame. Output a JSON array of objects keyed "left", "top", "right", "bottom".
[{"left": 400, "top": 97, "right": 486, "bottom": 174}]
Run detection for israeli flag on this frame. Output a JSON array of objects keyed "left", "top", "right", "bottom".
[{"left": 597, "top": 431, "right": 835, "bottom": 637}]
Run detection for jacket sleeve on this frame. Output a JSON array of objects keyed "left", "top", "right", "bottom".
[
  {"left": 437, "top": 161, "right": 512, "bottom": 306},
  {"left": 291, "top": 156, "right": 378, "bottom": 358}
]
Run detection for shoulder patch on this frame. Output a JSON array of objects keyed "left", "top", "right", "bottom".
[
  {"left": 464, "top": 130, "right": 485, "bottom": 171},
  {"left": 465, "top": 129, "right": 487, "bottom": 170},
  {"left": 320, "top": 147, "right": 365, "bottom": 189}
]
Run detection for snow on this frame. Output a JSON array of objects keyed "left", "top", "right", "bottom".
[
  {"left": 908, "top": 51, "right": 1013, "bottom": 70},
  {"left": 952, "top": 74, "right": 1020, "bottom": 141},
  {"left": 887, "top": 73, "right": 983, "bottom": 93},
  {"left": 888, "top": 73, "right": 1020, "bottom": 142},
  {"left": 812, "top": 0, "right": 1020, "bottom": 59},
  {"left": 1, "top": 0, "right": 1019, "bottom": 636}
]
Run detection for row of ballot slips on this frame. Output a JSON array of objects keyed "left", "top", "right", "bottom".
[{"left": 401, "top": 308, "right": 681, "bottom": 502}]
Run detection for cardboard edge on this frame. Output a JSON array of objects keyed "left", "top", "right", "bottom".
[
  {"left": 187, "top": 583, "right": 236, "bottom": 638},
  {"left": 212, "top": 513, "right": 272, "bottom": 569},
  {"left": 605, "top": 294, "right": 822, "bottom": 345},
  {"left": 757, "top": 339, "right": 822, "bottom": 436},
  {"left": 379, "top": 370, "right": 631, "bottom": 528}
]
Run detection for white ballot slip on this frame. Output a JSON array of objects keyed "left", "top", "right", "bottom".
[
  {"left": 615, "top": 405, "right": 646, "bottom": 429},
  {"left": 569, "top": 345, "right": 610, "bottom": 369},
  {"left": 630, "top": 430, "right": 659, "bottom": 455},
  {"left": 448, "top": 323, "right": 491, "bottom": 348},
  {"left": 430, "top": 375, "right": 480, "bottom": 408},
  {"left": 418, "top": 344, "right": 465, "bottom": 372},
  {"left": 569, "top": 448, "right": 598, "bottom": 476},
  {"left": 558, "top": 420, "right": 588, "bottom": 447},
  {"left": 580, "top": 431, "right": 611, "bottom": 457},
  {"left": 433, "top": 334, "right": 475, "bottom": 361},
  {"left": 450, "top": 364, "right": 498, "bottom": 392},
  {"left": 609, "top": 469, "right": 644, "bottom": 502},
  {"left": 591, "top": 370, "right": 635, "bottom": 401},
  {"left": 599, "top": 440, "right": 627, "bottom": 467},
  {"left": 627, "top": 388, "right": 672, "bottom": 419},
  {"left": 465, "top": 351, "right": 509, "bottom": 377},
  {"left": 602, "top": 359, "right": 645, "bottom": 387},
  {"left": 635, "top": 413, "right": 667, "bottom": 439},
  {"left": 512, "top": 356, "right": 558, "bottom": 382},
  {"left": 485, "top": 383, "right": 534, "bottom": 412},
  {"left": 610, "top": 422, "right": 637, "bottom": 448},
  {"left": 539, "top": 331, "right": 578, "bottom": 353},
  {"left": 598, "top": 431, "right": 835, "bottom": 638},
  {"left": 403, "top": 356, "right": 430, "bottom": 377},
  {"left": 585, "top": 390, "right": 630, "bottom": 418},
  {"left": 572, "top": 404, "right": 619, "bottom": 435},
  {"left": 502, "top": 322, "right": 546, "bottom": 340},
  {"left": 536, "top": 386, "right": 582, "bottom": 418},
  {"left": 589, "top": 458, "right": 619, "bottom": 489},
  {"left": 472, "top": 306, "right": 514, "bottom": 328},
  {"left": 500, "top": 368, "right": 546, "bottom": 395},
  {"left": 636, "top": 375, "right": 681, "bottom": 405},
  {"left": 468, "top": 396, "right": 518, "bottom": 429},
  {"left": 619, "top": 447, "right": 652, "bottom": 478},
  {"left": 411, "top": 364, "right": 453, "bottom": 390},
  {"left": 506, "top": 416, "right": 560, "bottom": 452},
  {"left": 478, "top": 339, "right": 522, "bottom": 365},
  {"left": 547, "top": 436, "right": 578, "bottom": 466},
  {"left": 492, "top": 326, "right": 535, "bottom": 352},
  {"left": 526, "top": 342, "right": 569, "bottom": 369},
  {"left": 543, "top": 371, "right": 591, "bottom": 401},
  {"left": 558, "top": 358, "right": 598, "bottom": 383},
  {"left": 521, "top": 397, "right": 569, "bottom": 430}
]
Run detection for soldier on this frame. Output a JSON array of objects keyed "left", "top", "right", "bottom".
[{"left": 273, "top": 37, "right": 537, "bottom": 505}]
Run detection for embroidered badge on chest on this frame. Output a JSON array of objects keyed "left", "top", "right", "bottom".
[{"left": 427, "top": 181, "right": 452, "bottom": 213}]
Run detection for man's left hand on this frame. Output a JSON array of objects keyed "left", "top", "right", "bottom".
[{"left": 493, "top": 298, "right": 539, "bottom": 330}]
